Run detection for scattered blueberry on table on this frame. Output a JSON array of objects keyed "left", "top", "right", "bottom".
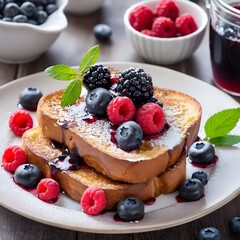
[
  {"left": 196, "top": 227, "right": 221, "bottom": 240},
  {"left": 93, "top": 23, "right": 112, "bottom": 41},
  {"left": 228, "top": 216, "right": 240, "bottom": 233},
  {"left": 0, "top": 0, "right": 58, "bottom": 25}
]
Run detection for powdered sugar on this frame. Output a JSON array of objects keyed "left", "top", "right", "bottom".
[{"left": 64, "top": 102, "right": 183, "bottom": 159}]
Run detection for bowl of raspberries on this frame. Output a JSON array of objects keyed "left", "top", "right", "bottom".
[
  {"left": 0, "top": 0, "right": 68, "bottom": 64},
  {"left": 123, "top": 0, "right": 208, "bottom": 65}
]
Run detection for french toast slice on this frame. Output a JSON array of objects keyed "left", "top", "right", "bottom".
[
  {"left": 37, "top": 86, "right": 201, "bottom": 184},
  {"left": 21, "top": 127, "right": 186, "bottom": 210}
]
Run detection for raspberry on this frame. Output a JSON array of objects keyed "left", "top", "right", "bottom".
[
  {"left": 175, "top": 13, "right": 198, "bottom": 36},
  {"left": 8, "top": 110, "right": 33, "bottom": 136},
  {"left": 107, "top": 96, "right": 136, "bottom": 125},
  {"left": 81, "top": 186, "right": 106, "bottom": 215},
  {"left": 129, "top": 4, "right": 154, "bottom": 31},
  {"left": 155, "top": 0, "right": 179, "bottom": 21},
  {"left": 110, "top": 76, "right": 119, "bottom": 84},
  {"left": 152, "top": 17, "right": 176, "bottom": 38},
  {"left": 1, "top": 145, "right": 26, "bottom": 172},
  {"left": 135, "top": 102, "right": 165, "bottom": 135},
  {"left": 37, "top": 178, "right": 60, "bottom": 202},
  {"left": 141, "top": 29, "right": 157, "bottom": 37}
]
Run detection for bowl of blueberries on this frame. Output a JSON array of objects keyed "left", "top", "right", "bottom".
[{"left": 0, "top": 0, "right": 68, "bottom": 64}]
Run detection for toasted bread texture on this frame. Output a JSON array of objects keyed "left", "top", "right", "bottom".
[
  {"left": 22, "top": 127, "right": 186, "bottom": 210},
  {"left": 37, "top": 86, "right": 201, "bottom": 184}
]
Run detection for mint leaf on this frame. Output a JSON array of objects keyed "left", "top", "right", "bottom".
[
  {"left": 45, "top": 45, "right": 100, "bottom": 107},
  {"left": 208, "top": 135, "right": 240, "bottom": 146},
  {"left": 204, "top": 108, "right": 240, "bottom": 139},
  {"left": 45, "top": 65, "right": 79, "bottom": 81},
  {"left": 79, "top": 45, "right": 99, "bottom": 73},
  {"left": 61, "top": 79, "right": 82, "bottom": 107}
]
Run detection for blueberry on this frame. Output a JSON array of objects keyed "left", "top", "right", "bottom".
[
  {"left": 189, "top": 141, "right": 215, "bottom": 164},
  {"left": 148, "top": 97, "right": 163, "bottom": 108},
  {"left": 19, "top": 87, "right": 43, "bottom": 111},
  {"left": 34, "top": 10, "right": 47, "bottom": 24},
  {"left": 2, "top": 17, "right": 12, "bottom": 22},
  {"left": 0, "top": 0, "right": 4, "bottom": 11},
  {"left": 192, "top": 171, "right": 208, "bottom": 185},
  {"left": 20, "top": 2, "right": 36, "bottom": 17},
  {"left": 117, "top": 197, "right": 144, "bottom": 221},
  {"left": 85, "top": 87, "right": 112, "bottom": 116},
  {"left": 178, "top": 178, "right": 204, "bottom": 201},
  {"left": 116, "top": 121, "right": 143, "bottom": 151},
  {"left": 45, "top": 3, "right": 57, "bottom": 15},
  {"left": 196, "top": 227, "right": 221, "bottom": 240},
  {"left": 47, "top": 0, "right": 56, "bottom": 4},
  {"left": 93, "top": 24, "right": 112, "bottom": 41},
  {"left": 28, "top": 18, "right": 37, "bottom": 25},
  {"left": 3, "top": 3, "right": 20, "bottom": 18},
  {"left": 13, "top": 14, "right": 28, "bottom": 23},
  {"left": 31, "top": 0, "right": 48, "bottom": 6},
  {"left": 228, "top": 217, "right": 240, "bottom": 233},
  {"left": 14, "top": 164, "right": 42, "bottom": 189}
]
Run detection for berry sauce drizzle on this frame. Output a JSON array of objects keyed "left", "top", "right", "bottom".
[
  {"left": 143, "top": 124, "right": 170, "bottom": 140},
  {"left": 49, "top": 141, "right": 85, "bottom": 178},
  {"left": 175, "top": 194, "right": 205, "bottom": 203},
  {"left": 144, "top": 197, "right": 156, "bottom": 205},
  {"left": 189, "top": 155, "right": 218, "bottom": 168},
  {"left": 81, "top": 113, "right": 98, "bottom": 124}
]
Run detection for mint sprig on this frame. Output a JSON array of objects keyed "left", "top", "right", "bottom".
[
  {"left": 203, "top": 108, "right": 240, "bottom": 146},
  {"left": 45, "top": 45, "right": 100, "bottom": 107}
]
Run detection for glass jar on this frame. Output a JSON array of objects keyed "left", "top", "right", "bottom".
[{"left": 206, "top": 0, "right": 240, "bottom": 96}]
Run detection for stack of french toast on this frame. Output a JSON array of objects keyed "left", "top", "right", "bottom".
[{"left": 21, "top": 65, "right": 202, "bottom": 210}]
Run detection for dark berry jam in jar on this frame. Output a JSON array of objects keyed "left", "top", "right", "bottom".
[{"left": 207, "top": 0, "right": 240, "bottom": 96}]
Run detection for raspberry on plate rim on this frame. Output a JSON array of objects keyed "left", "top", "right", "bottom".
[
  {"left": 8, "top": 109, "right": 33, "bottom": 136},
  {"left": 81, "top": 186, "right": 107, "bottom": 215},
  {"left": 1, "top": 145, "right": 26, "bottom": 172},
  {"left": 37, "top": 178, "right": 60, "bottom": 202}
]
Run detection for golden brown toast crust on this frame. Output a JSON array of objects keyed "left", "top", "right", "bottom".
[
  {"left": 37, "top": 86, "right": 201, "bottom": 183},
  {"left": 22, "top": 127, "right": 186, "bottom": 210}
]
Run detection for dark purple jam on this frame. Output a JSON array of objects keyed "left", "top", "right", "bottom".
[
  {"left": 49, "top": 146, "right": 85, "bottom": 178},
  {"left": 144, "top": 197, "right": 156, "bottom": 205},
  {"left": 175, "top": 194, "right": 205, "bottom": 203},
  {"left": 143, "top": 124, "right": 169, "bottom": 140},
  {"left": 210, "top": 14, "right": 240, "bottom": 95},
  {"left": 189, "top": 155, "right": 218, "bottom": 168}
]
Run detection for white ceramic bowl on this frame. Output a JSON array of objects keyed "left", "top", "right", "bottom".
[
  {"left": 124, "top": 0, "right": 208, "bottom": 65},
  {"left": 65, "top": 0, "right": 105, "bottom": 15},
  {"left": 0, "top": 0, "right": 68, "bottom": 64}
]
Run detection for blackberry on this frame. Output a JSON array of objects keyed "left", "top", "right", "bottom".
[
  {"left": 148, "top": 97, "right": 163, "bottom": 108},
  {"left": 83, "top": 64, "right": 111, "bottom": 91},
  {"left": 115, "top": 67, "right": 153, "bottom": 105}
]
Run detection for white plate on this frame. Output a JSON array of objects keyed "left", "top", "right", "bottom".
[{"left": 0, "top": 62, "right": 240, "bottom": 234}]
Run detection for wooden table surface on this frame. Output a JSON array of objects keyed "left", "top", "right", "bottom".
[{"left": 0, "top": 0, "right": 240, "bottom": 239}]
